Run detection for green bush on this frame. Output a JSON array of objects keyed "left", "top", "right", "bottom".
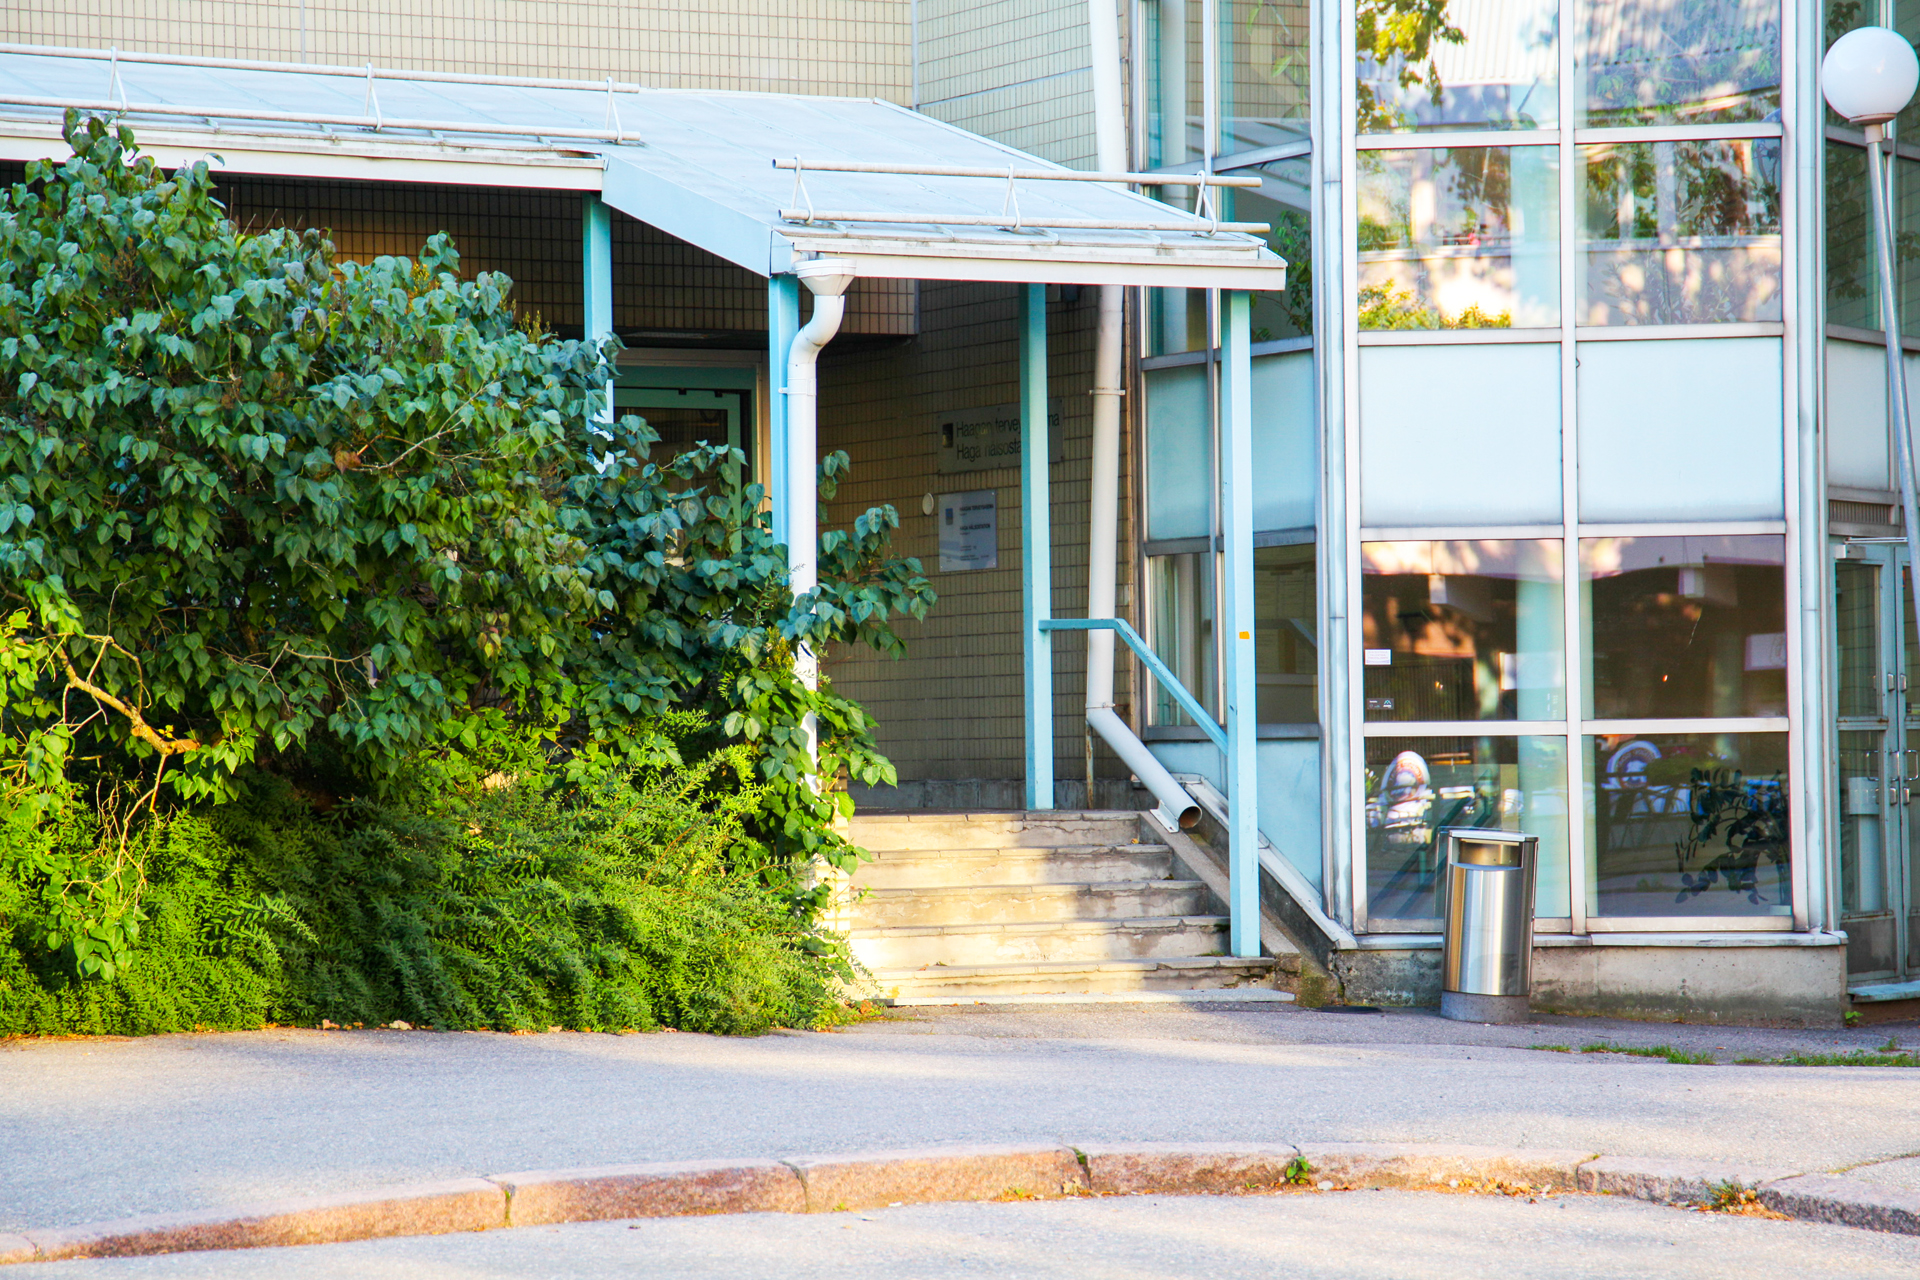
[
  {"left": 0, "top": 746, "right": 857, "bottom": 1036},
  {"left": 0, "top": 116, "right": 929, "bottom": 1033}
]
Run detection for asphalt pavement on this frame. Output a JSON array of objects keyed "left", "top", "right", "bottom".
[{"left": 2, "top": 1002, "right": 1914, "bottom": 1235}]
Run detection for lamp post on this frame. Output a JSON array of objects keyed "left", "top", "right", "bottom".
[{"left": 1825, "top": 28, "right": 1920, "bottom": 631}]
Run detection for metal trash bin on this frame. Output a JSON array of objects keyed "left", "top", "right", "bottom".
[{"left": 1438, "top": 828, "right": 1538, "bottom": 1024}]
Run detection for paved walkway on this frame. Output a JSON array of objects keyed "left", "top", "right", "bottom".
[{"left": 3, "top": 1004, "right": 1914, "bottom": 1237}]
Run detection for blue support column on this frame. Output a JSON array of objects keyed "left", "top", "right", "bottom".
[
  {"left": 1021, "top": 283, "right": 1054, "bottom": 812},
  {"left": 767, "top": 274, "right": 800, "bottom": 546},
  {"left": 1219, "top": 290, "right": 1259, "bottom": 957},
  {"left": 582, "top": 194, "right": 614, "bottom": 427}
]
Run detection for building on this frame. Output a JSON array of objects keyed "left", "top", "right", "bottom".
[{"left": 0, "top": 0, "right": 1903, "bottom": 1025}]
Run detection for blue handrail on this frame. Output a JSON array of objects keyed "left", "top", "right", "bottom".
[{"left": 1039, "top": 617, "right": 1227, "bottom": 752}]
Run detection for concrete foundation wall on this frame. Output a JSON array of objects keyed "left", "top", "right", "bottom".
[{"left": 1337, "top": 942, "right": 1847, "bottom": 1028}]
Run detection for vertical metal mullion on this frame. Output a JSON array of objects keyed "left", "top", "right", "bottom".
[
  {"left": 1338, "top": 0, "right": 1366, "bottom": 932},
  {"left": 1559, "top": 0, "right": 1586, "bottom": 935},
  {"left": 1221, "top": 290, "right": 1261, "bottom": 956},
  {"left": 1782, "top": 0, "right": 1819, "bottom": 932},
  {"left": 1022, "top": 283, "right": 1056, "bottom": 812}
]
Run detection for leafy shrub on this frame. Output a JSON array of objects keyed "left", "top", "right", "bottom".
[{"left": 0, "top": 116, "right": 930, "bottom": 1032}]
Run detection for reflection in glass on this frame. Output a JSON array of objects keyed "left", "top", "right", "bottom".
[
  {"left": 1256, "top": 543, "right": 1318, "bottom": 722},
  {"left": 1145, "top": 0, "right": 1204, "bottom": 168},
  {"left": 1364, "top": 735, "right": 1570, "bottom": 920},
  {"left": 1582, "top": 536, "right": 1788, "bottom": 719},
  {"left": 1357, "top": 147, "right": 1560, "bottom": 330},
  {"left": 1839, "top": 731, "right": 1897, "bottom": 972},
  {"left": 1575, "top": 0, "right": 1780, "bottom": 126},
  {"left": 1835, "top": 557, "right": 1881, "bottom": 721},
  {"left": 1221, "top": 0, "right": 1310, "bottom": 153},
  {"left": 1230, "top": 158, "right": 1313, "bottom": 341},
  {"left": 1361, "top": 541, "right": 1565, "bottom": 722},
  {"left": 1897, "top": 158, "right": 1920, "bottom": 338},
  {"left": 1585, "top": 732, "right": 1790, "bottom": 917},
  {"left": 1357, "top": 0, "right": 1558, "bottom": 133},
  {"left": 1147, "top": 551, "right": 1217, "bottom": 726},
  {"left": 1827, "top": 141, "right": 1876, "bottom": 332},
  {"left": 1578, "top": 139, "right": 1782, "bottom": 325},
  {"left": 1147, "top": 547, "right": 1321, "bottom": 726}
]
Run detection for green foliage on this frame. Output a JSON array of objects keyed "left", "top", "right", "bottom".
[
  {"left": 0, "top": 802, "right": 297, "bottom": 1035},
  {"left": 1356, "top": 281, "right": 1510, "bottom": 331},
  {"left": 0, "top": 751, "right": 858, "bottom": 1037},
  {"left": 1578, "top": 1042, "right": 1717, "bottom": 1065},
  {"left": 1355, "top": 0, "right": 1465, "bottom": 133},
  {"left": 0, "top": 116, "right": 934, "bottom": 1030},
  {"left": 1283, "top": 1156, "right": 1314, "bottom": 1186}
]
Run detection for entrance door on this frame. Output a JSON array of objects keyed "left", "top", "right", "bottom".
[{"left": 1835, "top": 542, "right": 1920, "bottom": 983}]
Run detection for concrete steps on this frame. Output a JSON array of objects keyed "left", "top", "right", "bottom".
[
  {"left": 842, "top": 810, "right": 1280, "bottom": 1004},
  {"left": 871, "top": 957, "right": 1281, "bottom": 1000},
  {"left": 849, "top": 880, "right": 1209, "bottom": 928}
]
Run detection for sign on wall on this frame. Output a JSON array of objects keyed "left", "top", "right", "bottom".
[
  {"left": 938, "top": 490, "right": 998, "bottom": 571},
  {"left": 935, "top": 400, "right": 1066, "bottom": 473}
]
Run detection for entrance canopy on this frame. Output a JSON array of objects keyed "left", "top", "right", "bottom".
[{"left": 0, "top": 44, "right": 1284, "bottom": 290}]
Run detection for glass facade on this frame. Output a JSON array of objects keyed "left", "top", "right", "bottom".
[{"left": 1131, "top": 0, "right": 1816, "bottom": 944}]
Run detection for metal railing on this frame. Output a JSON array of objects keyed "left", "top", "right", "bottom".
[{"left": 1038, "top": 617, "right": 1225, "bottom": 751}]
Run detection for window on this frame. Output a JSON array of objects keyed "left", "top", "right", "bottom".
[
  {"left": 1578, "top": 139, "right": 1782, "bottom": 326},
  {"left": 1357, "top": 147, "right": 1560, "bottom": 330},
  {"left": 1364, "top": 734, "right": 1570, "bottom": 920},
  {"left": 1585, "top": 731, "right": 1790, "bottom": 918},
  {"left": 1574, "top": 0, "right": 1780, "bottom": 127},
  {"left": 1360, "top": 540, "right": 1565, "bottom": 722},
  {"left": 1581, "top": 535, "right": 1788, "bottom": 719},
  {"left": 1356, "top": 0, "right": 1559, "bottom": 133}
]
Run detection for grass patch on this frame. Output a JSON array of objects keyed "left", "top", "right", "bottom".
[
  {"left": 1732, "top": 1050, "right": 1920, "bottom": 1067},
  {"left": 1535, "top": 1044, "right": 1573, "bottom": 1053},
  {"left": 1578, "top": 1043, "right": 1718, "bottom": 1064}
]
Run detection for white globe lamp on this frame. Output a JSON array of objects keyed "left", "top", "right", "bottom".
[{"left": 1823, "top": 27, "right": 1920, "bottom": 125}]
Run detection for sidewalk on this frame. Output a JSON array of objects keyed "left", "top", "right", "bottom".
[{"left": 2, "top": 1003, "right": 1914, "bottom": 1238}]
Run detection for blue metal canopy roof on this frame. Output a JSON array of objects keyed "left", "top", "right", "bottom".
[{"left": 0, "top": 44, "right": 1286, "bottom": 289}]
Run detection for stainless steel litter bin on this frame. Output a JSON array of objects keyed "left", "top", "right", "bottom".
[{"left": 1438, "top": 828, "right": 1538, "bottom": 1024}]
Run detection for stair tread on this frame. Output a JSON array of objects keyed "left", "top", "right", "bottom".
[
  {"left": 856, "top": 879, "right": 1202, "bottom": 897},
  {"left": 853, "top": 843, "right": 1170, "bottom": 857},
  {"left": 851, "top": 915, "right": 1228, "bottom": 938},
  {"left": 871, "top": 956, "right": 1274, "bottom": 977}
]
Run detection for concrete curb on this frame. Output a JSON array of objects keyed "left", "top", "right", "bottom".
[{"left": 5, "top": 1142, "right": 1917, "bottom": 1265}]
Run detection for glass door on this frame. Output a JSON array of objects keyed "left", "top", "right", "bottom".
[{"left": 1836, "top": 543, "right": 1918, "bottom": 983}]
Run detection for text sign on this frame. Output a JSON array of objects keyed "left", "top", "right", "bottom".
[
  {"left": 936, "top": 400, "right": 1066, "bottom": 473},
  {"left": 938, "top": 489, "right": 998, "bottom": 571}
]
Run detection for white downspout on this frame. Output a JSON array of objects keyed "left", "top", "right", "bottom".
[
  {"left": 1086, "top": 0, "right": 1200, "bottom": 830},
  {"left": 785, "top": 257, "right": 855, "bottom": 762}
]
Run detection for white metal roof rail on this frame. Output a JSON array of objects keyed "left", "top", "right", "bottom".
[
  {"left": 0, "top": 42, "right": 651, "bottom": 94},
  {"left": 776, "top": 209, "right": 1269, "bottom": 233},
  {"left": 0, "top": 93, "right": 628, "bottom": 143},
  {"left": 772, "top": 157, "right": 1260, "bottom": 188}
]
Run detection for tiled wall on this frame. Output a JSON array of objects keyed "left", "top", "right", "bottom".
[
  {"left": 822, "top": 281, "right": 1139, "bottom": 805},
  {"left": 216, "top": 176, "right": 911, "bottom": 338},
  {"left": 914, "top": 0, "right": 1097, "bottom": 168},
  {"left": 4, "top": 1, "right": 912, "bottom": 100}
]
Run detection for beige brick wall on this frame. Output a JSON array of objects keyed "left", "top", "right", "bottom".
[
  {"left": 3, "top": 1, "right": 912, "bottom": 100},
  {"left": 212, "top": 175, "right": 909, "bottom": 337},
  {"left": 822, "top": 281, "right": 1138, "bottom": 803},
  {"left": 914, "top": 0, "right": 1097, "bottom": 168}
]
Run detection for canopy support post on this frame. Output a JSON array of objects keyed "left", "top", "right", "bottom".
[
  {"left": 582, "top": 193, "right": 613, "bottom": 429},
  {"left": 1220, "top": 289, "right": 1259, "bottom": 958},
  {"left": 1021, "top": 282, "right": 1054, "bottom": 812},
  {"left": 768, "top": 274, "right": 800, "bottom": 546}
]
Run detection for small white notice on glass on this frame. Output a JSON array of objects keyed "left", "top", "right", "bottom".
[
  {"left": 1363, "top": 648, "right": 1393, "bottom": 666},
  {"left": 938, "top": 490, "right": 998, "bottom": 571}
]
